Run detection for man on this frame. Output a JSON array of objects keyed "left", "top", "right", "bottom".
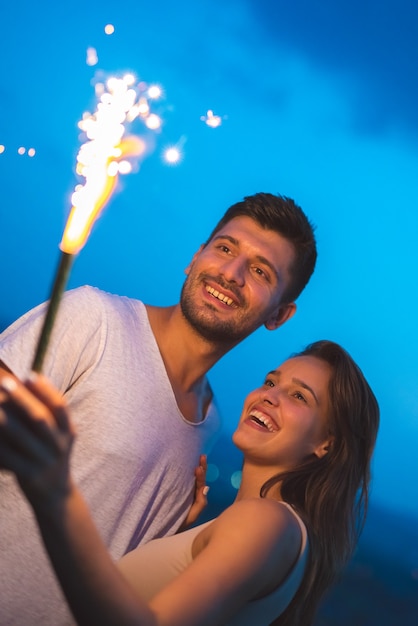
[{"left": 0, "top": 192, "right": 317, "bottom": 624}]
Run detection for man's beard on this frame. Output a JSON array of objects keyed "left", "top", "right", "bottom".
[{"left": 180, "top": 273, "right": 260, "bottom": 345}]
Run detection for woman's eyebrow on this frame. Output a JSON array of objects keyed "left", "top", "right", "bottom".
[
  {"left": 266, "top": 371, "right": 319, "bottom": 404},
  {"left": 292, "top": 377, "right": 318, "bottom": 404}
]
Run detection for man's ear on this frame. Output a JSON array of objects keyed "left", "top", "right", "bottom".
[
  {"left": 313, "top": 436, "right": 334, "bottom": 459},
  {"left": 184, "top": 244, "right": 205, "bottom": 275},
  {"left": 264, "top": 302, "right": 297, "bottom": 331}
]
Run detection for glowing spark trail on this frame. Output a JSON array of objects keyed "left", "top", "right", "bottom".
[{"left": 32, "top": 73, "right": 162, "bottom": 372}]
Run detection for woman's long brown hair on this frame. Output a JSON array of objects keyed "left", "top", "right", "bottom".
[{"left": 264, "top": 340, "right": 380, "bottom": 626}]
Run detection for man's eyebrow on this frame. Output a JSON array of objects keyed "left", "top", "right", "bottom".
[
  {"left": 266, "top": 370, "right": 280, "bottom": 380},
  {"left": 212, "top": 234, "right": 239, "bottom": 246},
  {"left": 212, "top": 234, "right": 281, "bottom": 282}
]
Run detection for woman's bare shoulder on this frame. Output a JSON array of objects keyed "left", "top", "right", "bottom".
[{"left": 196, "top": 498, "right": 303, "bottom": 598}]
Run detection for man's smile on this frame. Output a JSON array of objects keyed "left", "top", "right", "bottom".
[{"left": 205, "top": 285, "right": 236, "bottom": 307}]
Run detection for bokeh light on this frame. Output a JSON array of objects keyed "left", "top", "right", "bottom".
[
  {"left": 230, "top": 470, "right": 242, "bottom": 490},
  {"left": 86, "top": 47, "right": 98, "bottom": 67},
  {"left": 145, "top": 113, "right": 162, "bottom": 130},
  {"left": 206, "top": 463, "right": 220, "bottom": 483},
  {"left": 147, "top": 85, "right": 162, "bottom": 99}
]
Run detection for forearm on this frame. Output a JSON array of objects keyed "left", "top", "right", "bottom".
[{"left": 32, "top": 484, "right": 156, "bottom": 626}]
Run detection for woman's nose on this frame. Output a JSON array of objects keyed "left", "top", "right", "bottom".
[{"left": 262, "top": 388, "right": 280, "bottom": 406}]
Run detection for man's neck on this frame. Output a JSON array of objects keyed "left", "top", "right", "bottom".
[{"left": 145, "top": 303, "right": 229, "bottom": 422}]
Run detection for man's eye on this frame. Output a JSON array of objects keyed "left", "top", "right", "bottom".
[
  {"left": 293, "top": 391, "right": 307, "bottom": 403},
  {"left": 264, "top": 379, "right": 274, "bottom": 388},
  {"left": 253, "top": 266, "right": 270, "bottom": 282},
  {"left": 218, "top": 244, "right": 230, "bottom": 253}
]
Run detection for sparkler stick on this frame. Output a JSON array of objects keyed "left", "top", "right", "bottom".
[
  {"left": 31, "top": 74, "right": 162, "bottom": 372},
  {"left": 32, "top": 252, "right": 74, "bottom": 372}
]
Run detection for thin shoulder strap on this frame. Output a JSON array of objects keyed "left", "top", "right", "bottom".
[{"left": 278, "top": 501, "right": 308, "bottom": 551}]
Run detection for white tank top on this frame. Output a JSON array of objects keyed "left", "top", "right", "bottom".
[{"left": 117, "top": 501, "right": 309, "bottom": 625}]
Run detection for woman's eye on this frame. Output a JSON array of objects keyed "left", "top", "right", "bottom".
[
  {"left": 293, "top": 391, "right": 307, "bottom": 403},
  {"left": 264, "top": 379, "right": 274, "bottom": 388}
]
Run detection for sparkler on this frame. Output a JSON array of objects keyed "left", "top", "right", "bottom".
[{"left": 32, "top": 73, "right": 162, "bottom": 372}]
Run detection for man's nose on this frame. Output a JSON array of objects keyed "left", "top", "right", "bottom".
[{"left": 220, "top": 257, "right": 246, "bottom": 286}]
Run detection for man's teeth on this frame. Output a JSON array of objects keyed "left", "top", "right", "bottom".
[
  {"left": 206, "top": 286, "right": 234, "bottom": 306},
  {"left": 250, "top": 410, "right": 277, "bottom": 433}
]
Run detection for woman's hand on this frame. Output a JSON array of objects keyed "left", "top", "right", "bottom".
[
  {"left": 177, "top": 454, "right": 209, "bottom": 531},
  {"left": 0, "top": 373, "right": 75, "bottom": 509}
]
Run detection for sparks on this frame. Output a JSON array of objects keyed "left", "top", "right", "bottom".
[
  {"left": 163, "top": 146, "right": 182, "bottom": 164},
  {"left": 31, "top": 70, "right": 165, "bottom": 374},
  {"left": 201, "top": 109, "right": 223, "bottom": 128},
  {"left": 60, "top": 73, "right": 163, "bottom": 255},
  {"left": 147, "top": 85, "right": 162, "bottom": 99},
  {"left": 162, "top": 135, "right": 186, "bottom": 166},
  {"left": 86, "top": 47, "right": 98, "bottom": 67},
  {"left": 145, "top": 113, "right": 162, "bottom": 130}
]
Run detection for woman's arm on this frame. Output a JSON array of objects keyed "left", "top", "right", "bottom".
[
  {"left": 0, "top": 375, "right": 301, "bottom": 626},
  {"left": 145, "top": 498, "right": 301, "bottom": 626}
]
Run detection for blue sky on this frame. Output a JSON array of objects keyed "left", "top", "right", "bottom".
[{"left": 1, "top": 0, "right": 418, "bottom": 519}]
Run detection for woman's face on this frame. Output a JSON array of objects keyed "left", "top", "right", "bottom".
[{"left": 233, "top": 356, "right": 333, "bottom": 469}]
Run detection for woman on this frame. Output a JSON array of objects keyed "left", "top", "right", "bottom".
[{"left": 0, "top": 340, "right": 379, "bottom": 625}]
